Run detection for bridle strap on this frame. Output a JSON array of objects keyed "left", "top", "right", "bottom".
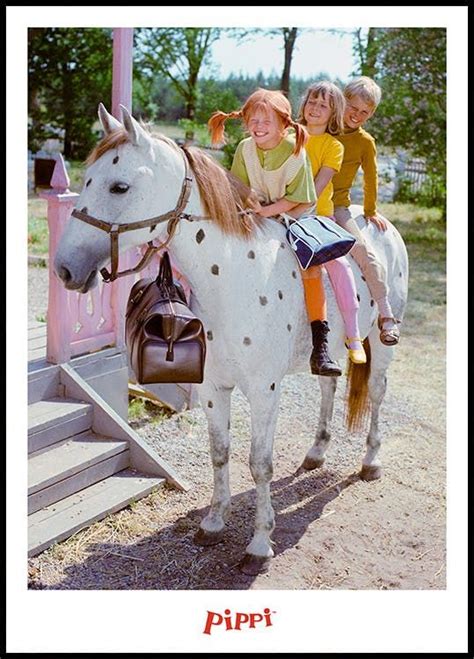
[{"left": 70, "top": 144, "right": 257, "bottom": 282}]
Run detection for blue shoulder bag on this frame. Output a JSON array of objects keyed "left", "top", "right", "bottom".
[{"left": 284, "top": 214, "right": 356, "bottom": 269}]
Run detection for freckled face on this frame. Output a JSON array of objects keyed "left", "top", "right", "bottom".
[
  {"left": 247, "top": 108, "right": 285, "bottom": 150},
  {"left": 344, "top": 95, "right": 374, "bottom": 129}
]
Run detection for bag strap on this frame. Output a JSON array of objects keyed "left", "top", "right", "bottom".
[{"left": 156, "top": 251, "right": 174, "bottom": 288}]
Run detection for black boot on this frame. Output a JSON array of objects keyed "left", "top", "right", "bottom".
[{"left": 310, "top": 320, "right": 342, "bottom": 377}]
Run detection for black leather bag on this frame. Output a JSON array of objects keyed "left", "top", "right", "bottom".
[{"left": 125, "top": 252, "right": 206, "bottom": 384}]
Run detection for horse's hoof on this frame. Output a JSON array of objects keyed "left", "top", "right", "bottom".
[
  {"left": 238, "top": 553, "right": 271, "bottom": 576},
  {"left": 360, "top": 464, "right": 382, "bottom": 481},
  {"left": 300, "top": 456, "right": 325, "bottom": 471},
  {"left": 194, "top": 528, "right": 225, "bottom": 546}
]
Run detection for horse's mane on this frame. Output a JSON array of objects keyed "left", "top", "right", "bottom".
[{"left": 86, "top": 127, "right": 263, "bottom": 239}]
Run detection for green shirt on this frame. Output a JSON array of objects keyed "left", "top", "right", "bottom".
[{"left": 231, "top": 135, "right": 316, "bottom": 204}]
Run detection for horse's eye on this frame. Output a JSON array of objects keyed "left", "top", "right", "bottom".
[{"left": 110, "top": 182, "right": 129, "bottom": 194}]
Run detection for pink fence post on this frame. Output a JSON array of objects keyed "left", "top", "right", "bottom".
[
  {"left": 39, "top": 155, "right": 79, "bottom": 363},
  {"left": 108, "top": 27, "right": 135, "bottom": 350}
]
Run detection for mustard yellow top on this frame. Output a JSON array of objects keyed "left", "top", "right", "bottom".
[
  {"left": 305, "top": 133, "right": 344, "bottom": 216},
  {"left": 332, "top": 127, "right": 378, "bottom": 217}
]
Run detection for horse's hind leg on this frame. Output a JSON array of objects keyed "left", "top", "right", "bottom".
[
  {"left": 194, "top": 384, "right": 233, "bottom": 546},
  {"left": 239, "top": 383, "right": 281, "bottom": 575},
  {"left": 360, "top": 336, "right": 394, "bottom": 481},
  {"left": 301, "top": 376, "right": 338, "bottom": 470}
]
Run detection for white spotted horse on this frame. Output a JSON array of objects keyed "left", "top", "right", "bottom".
[{"left": 54, "top": 104, "right": 409, "bottom": 575}]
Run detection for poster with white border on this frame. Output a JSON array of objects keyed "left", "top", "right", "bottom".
[{"left": 7, "top": 4, "right": 468, "bottom": 654}]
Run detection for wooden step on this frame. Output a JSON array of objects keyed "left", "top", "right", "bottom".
[
  {"left": 28, "top": 398, "right": 93, "bottom": 454},
  {"left": 28, "top": 362, "right": 61, "bottom": 404},
  {"left": 28, "top": 470, "right": 165, "bottom": 557},
  {"left": 28, "top": 434, "right": 130, "bottom": 514}
]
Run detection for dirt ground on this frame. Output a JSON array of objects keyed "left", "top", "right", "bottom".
[{"left": 28, "top": 275, "right": 446, "bottom": 590}]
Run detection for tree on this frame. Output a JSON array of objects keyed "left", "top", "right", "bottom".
[
  {"left": 354, "top": 27, "right": 379, "bottom": 77},
  {"left": 353, "top": 28, "right": 446, "bottom": 206},
  {"left": 280, "top": 28, "right": 298, "bottom": 96},
  {"left": 28, "top": 28, "right": 113, "bottom": 159},
  {"left": 134, "top": 28, "right": 222, "bottom": 120}
]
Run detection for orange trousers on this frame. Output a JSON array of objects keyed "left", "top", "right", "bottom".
[{"left": 302, "top": 266, "right": 326, "bottom": 321}]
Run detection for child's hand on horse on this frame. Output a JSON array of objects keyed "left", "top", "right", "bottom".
[{"left": 365, "top": 213, "right": 388, "bottom": 231}]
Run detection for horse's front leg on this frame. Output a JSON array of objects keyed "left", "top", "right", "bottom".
[
  {"left": 301, "top": 376, "right": 338, "bottom": 470},
  {"left": 239, "top": 383, "right": 281, "bottom": 575},
  {"left": 194, "top": 383, "right": 233, "bottom": 546},
  {"left": 360, "top": 338, "right": 393, "bottom": 481}
]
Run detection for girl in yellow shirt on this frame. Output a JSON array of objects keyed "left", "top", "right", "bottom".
[{"left": 298, "top": 81, "right": 366, "bottom": 364}]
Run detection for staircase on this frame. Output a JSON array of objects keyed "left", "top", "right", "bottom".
[{"left": 28, "top": 354, "right": 189, "bottom": 558}]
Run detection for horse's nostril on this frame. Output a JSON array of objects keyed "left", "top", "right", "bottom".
[{"left": 57, "top": 265, "right": 72, "bottom": 283}]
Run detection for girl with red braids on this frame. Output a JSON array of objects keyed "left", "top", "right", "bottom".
[{"left": 208, "top": 88, "right": 343, "bottom": 376}]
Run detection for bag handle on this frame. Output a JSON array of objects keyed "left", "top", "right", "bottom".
[{"left": 156, "top": 251, "right": 174, "bottom": 288}]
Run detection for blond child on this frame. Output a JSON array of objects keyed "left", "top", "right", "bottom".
[
  {"left": 208, "top": 88, "right": 342, "bottom": 376},
  {"left": 332, "top": 76, "right": 400, "bottom": 345},
  {"left": 298, "top": 80, "right": 366, "bottom": 364}
]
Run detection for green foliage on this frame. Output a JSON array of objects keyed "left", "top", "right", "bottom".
[
  {"left": 220, "top": 122, "right": 245, "bottom": 170},
  {"left": 356, "top": 28, "right": 446, "bottom": 211},
  {"left": 134, "top": 28, "right": 222, "bottom": 120},
  {"left": 394, "top": 173, "right": 446, "bottom": 211},
  {"left": 195, "top": 79, "right": 240, "bottom": 122},
  {"left": 28, "top": 28, "right": 113, "bottom": 159}
]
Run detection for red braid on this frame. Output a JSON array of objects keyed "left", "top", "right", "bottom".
[
  {"left": 208, "top": 110, "right": 242, "bottom": 145},
  {"left": 289, "top": 119, "right": 308, "bottom": 156}
]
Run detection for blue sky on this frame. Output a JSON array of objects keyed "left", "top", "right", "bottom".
[{"left": 203, "top": 29, "right": 361, "bottom": 83}]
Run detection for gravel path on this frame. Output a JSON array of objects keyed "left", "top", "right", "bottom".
[{"left": 27, "top": 264, "right": 446, "bottom": 590}]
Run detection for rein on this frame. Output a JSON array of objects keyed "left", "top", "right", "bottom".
[{"left": 70, "top": 146, "right": 210, "bottom": 282}]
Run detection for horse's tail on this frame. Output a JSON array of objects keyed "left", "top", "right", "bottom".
[{"left": 345, "top": 337, "right": 371, "bottom": 433}]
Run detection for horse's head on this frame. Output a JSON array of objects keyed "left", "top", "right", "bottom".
[{"left": 54, "top": 103, "right": 186, "bottom": 292}]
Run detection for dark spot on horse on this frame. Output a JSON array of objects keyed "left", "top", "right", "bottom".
[
  {"left": 196, "top": 229, "right": 205, "bottom": 244},
  {"left": 207, "top": 400, "right": 213, "bottom": 408},
  {"left": 207, "top": 330, "right": 213, "bottom": 341},
  {"left": 259, "top": 296, "right": 268, "bottom": 306},
  {"left": 287, "top": 324, "right": 292, "bottom": 332},
  {"left": 243, "top": 337, "right": 251, "bottom": 345},
  {"left": 247, "top": 250, "right": 255, "bottom": 259},
  {"left": 292, "top": 271, "right": 297, "bottom": 279},
  {"left": 399, "top": 272, "right": 403, "bottom": 277},
  {"left": 81, "top": 207, "right": 88, "bottom": 213},
  {"left": 361, "top": 275, "right": 366, "bottom": 281},
  {"left": 280, "top": 242, "right": 286, "bottom": 249},
  {"left": 149, "top": 224, "right": 156, "bottom": 233},
  {"left": 270, "top": 383, "right": 275, "bottom": 391},
  {"left": 228, "top": 420, "right": 231, "bottom": 430},
  {"left": 278, "top": 290, "right": 283, "bottom": 300},
  {"left": 357, "top": 293, "right": 360, "bottom": 302},
  {"left": 86, "top": 179, "right": 92, "bottom": 187},
  {"left": 370, "top": 299, "right": 374, "bottom": 307},
  {"left": 211, "top": 264, "right": 219, "bottom": 275},
  {"left": 113, "top": 156, "right": 119, "bottom": 164}
]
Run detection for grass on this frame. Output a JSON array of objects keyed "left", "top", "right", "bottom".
[
  {"left": 379, "top": 202, "right": 446, "bottom": 337},
  {"left": 128, "top": 395, "right": 175, "bottom": 427}
]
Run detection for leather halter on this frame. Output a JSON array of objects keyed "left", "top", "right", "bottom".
[{"left": 70, "top": 147, "right": 199, "bottom": 282}]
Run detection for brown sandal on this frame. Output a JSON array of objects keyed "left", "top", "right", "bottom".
[{"left": 378, "top": 316, "right": 401, "bottom": 346}]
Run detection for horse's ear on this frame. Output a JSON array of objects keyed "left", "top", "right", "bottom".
[
  {"left": 120, "top": 104, "right": 150, "bottom": 147},
  {"left": 98, "top": 103, "right": 123, "bottom": 134}
]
